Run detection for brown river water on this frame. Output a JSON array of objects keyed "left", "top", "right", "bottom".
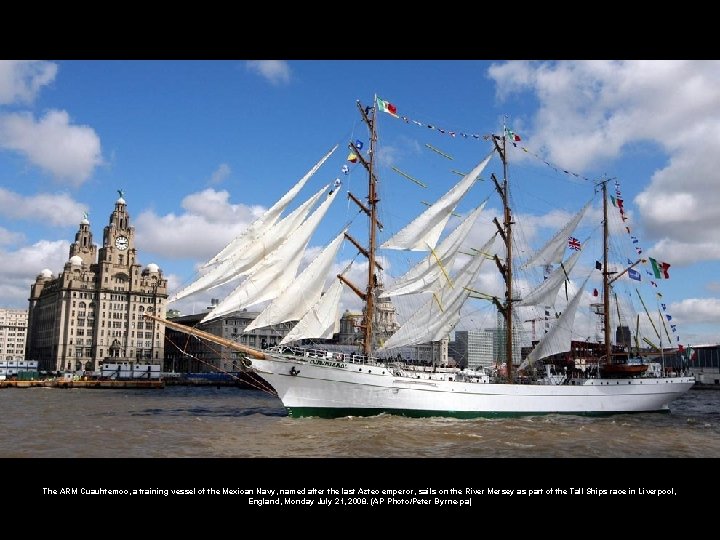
[{"left": 1, "top": 385, "right": 718, "bottom": 458}]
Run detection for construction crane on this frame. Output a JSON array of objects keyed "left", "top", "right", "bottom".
[{"left": 524, "top": 317, "right": 545, "bottom": 341}]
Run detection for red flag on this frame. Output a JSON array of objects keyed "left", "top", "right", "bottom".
[{"left": 593, "top": 288, "right": 599, "bottom": 297}]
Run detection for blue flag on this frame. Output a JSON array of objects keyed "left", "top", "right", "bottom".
[
  {"left": 628, "top": 268, "right": 641, "bottom": 281},
  {"left": 355, "top": 139, "right": 364, "bottom": 150},
  {"left": 666, "top": 314, "right": 672, "bottom": 321}
]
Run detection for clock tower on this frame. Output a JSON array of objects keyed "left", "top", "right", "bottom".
[{"left": 99, "top": 190, "right": 136, "bottom": 268}]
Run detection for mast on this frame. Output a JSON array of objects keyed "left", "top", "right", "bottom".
[
  {"left": 364, "top": 99, "right": 379, "bottom": 356},
  {"left": 602, "top": 179, "right": 612, "bottom": 363},
  {"left": 491, "top": 129, "right": 513, "bottom": 382},
  {"left": 340, "top": 99, "right": 380, "bottom": 356}
]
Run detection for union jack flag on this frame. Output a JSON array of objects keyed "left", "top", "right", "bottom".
[{"left": 568, "top": 236, "right": 581, "bottom": 251}]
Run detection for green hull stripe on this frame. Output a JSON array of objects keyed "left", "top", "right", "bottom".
[{"left": 286, "top": 407, "right": 671, "bottom": 419}]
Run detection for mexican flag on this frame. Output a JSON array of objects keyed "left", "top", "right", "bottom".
[
  {"left": 649, "top": 257, "right": 671, "bottom": 279},
  {"left": 505, "top": 128, "right": 521, "bottom": 141},
  {"left": 376, "top": 97, "right": 398, "bottom": 117}
]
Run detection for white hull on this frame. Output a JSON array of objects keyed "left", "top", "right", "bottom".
[{"left": 250, "top": 353, "right": 695, "bottom": 418}]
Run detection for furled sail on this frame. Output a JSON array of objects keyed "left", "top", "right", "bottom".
[
  {"left": 279, "top": 277, "right": 344, "bottom": 345},
  {"left": 379, "top": 235, "right": 495, "bottom": 350},
  {"left": 169, "top": 185, "right": 327, "bottom": 302},
  {"left": 380, "top": 200, "right": 487, "bottom": 298},
  {"left": 521, "top": 200, "right": 591, "bottom": 269},
  {"left": 244, "top": 230, "right": 346, "bottom": 333},
  {"left": 515, "top": 249, "right": 582, "bottom": 307},
  {"left": 521, "top": 274, "right": 590, "bottom": 368},
  {"left": 380, "top": 150, "right": 494, "bottom": 251},
  {"left": 202, "top": 187, "right": 339, "bottom": 322},
  {"left": 202, "top": 145, "right": 337, "bottom": 268}
]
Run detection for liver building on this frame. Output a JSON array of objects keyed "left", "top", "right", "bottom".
[{"left": 26, "top": 192, "right": 168, "bottom": 372}]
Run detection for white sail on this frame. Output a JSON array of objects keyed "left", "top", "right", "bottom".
[
  {"left": 522, "top": 274, "right": 590, "bottom": 368},
  {"left": 380, "top": 200, "right": 487, "bottom": 298},
  {"left": 279, "top": 278, "right": 344, "bottom": 345},
  {"left": 380, "top": 235, "right": 494, "bottom": 350},
  {"left": 202, "top": 145, "right": 337, "bottom": 268},
  {"left": 380, "top": 150, "right": 493, "bottom": 251},
  {"left": 207, "top": 186, "right": 328, "bottom": 289},
  {"left": 521, "top": 200, "right": 591, "bottom": 269},
  {"left": 169, "top": 185, "right": 327, "bottom": 302},
  {"left": 202, "top": 187, "right": 339, "bottom": 322},
  {"left": 244, "top": 230, "right": 346, "bottom": 333},
  {"left": 516, "top": 249, "right": 582, "bottom": 307}
]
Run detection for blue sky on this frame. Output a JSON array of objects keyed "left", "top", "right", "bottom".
[{"left": 0, "top": 60, "right": 718, "bottom": 346}]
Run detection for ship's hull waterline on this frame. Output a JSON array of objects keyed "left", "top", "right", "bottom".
[{"left": 250, "top": 354, "right": 695, "bottom": 419}]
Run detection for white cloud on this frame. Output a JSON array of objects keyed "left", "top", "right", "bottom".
[
  {"left": 488, "top": 60, "right": 720, "bottom": 266},
  {"left": 0, "top": 188, "right": 88, "bottom": 227},
  {"left": 134, "top": 188, "right": 265, "bottom": 260},
  {"left": 208, "top": 163, "right": 231, "bottom": 185},
  {"left": 0, "top": 109, "right": 103, "bottom": 185},
  {"left": 0, "top": 60, "right": 57, "bottom": 105},
  {"left": 0, "top": 226, "right": 24, "bottom": 246},
  {"left": 246, "top": 60, "right": 291, "bottom": 85},
  {"left": 0, "top": 240, "right": 69, "bottom": 308},
  {"left": 668, "top": 298, "right": 720, "bottom": 325},
  {"left": 180, "top": 188, "right": 263, "bottom": 224}
]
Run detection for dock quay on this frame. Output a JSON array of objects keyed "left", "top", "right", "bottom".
[{"left": 0, "top": 379, "right": 164, "bottom": 389}]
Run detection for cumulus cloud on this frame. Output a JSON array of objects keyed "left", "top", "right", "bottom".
[
  {"left": 488, "top": 60, "right": 720, "bottom": 266},
  {"left": 0, "top": 188, "right": 88, "bottom": 227},
  {"left": 207, "top": 163, "right": 231, "bottom": 185},
  {"left": 0, "top": 239, "right": 69, "bottom": 308},
  {"left": 0, "top": 109, "right": 103, "bottom": 185},
  {"left": 0, "top": 60, "right": 57, "bottom": 105},
  {"left": 246, "top": 60, "right": 291, "bottom": 85},
  {"left": 134, "top": 188, "right": 265, "bottom": 260},
  {"left": 0, "top": 226, "right": 24, "bottom": 246},
  {"left": 668, "top": 298, "right": 720, "bottom": 325}
]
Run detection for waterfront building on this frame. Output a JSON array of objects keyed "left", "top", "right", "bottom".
[
  {"left": 0, "top": 308, "right": 28, "bottom": 361},
  {"left": 454, "top": 329, "right": 495, "bottom": 369},
  {"left": 0, "top": 308, "right": 27, "bottom": 360},
  {"left": 26, "top": 193, "right": 168, "bottom": 372},
  {"left": 164, "top": 306, "right": 294, "bottom": 373}
]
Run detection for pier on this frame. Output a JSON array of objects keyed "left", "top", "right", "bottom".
[{"left": 0, "top": 379, "right": 164, "bottom": 389}]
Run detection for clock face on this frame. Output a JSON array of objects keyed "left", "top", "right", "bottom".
[{"left": 115, "top": 235, "right": 129, "bottom": 250}]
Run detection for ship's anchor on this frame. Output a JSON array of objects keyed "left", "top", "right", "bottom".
[{"left": 289, "top": 366, "right": 300, "bottom": 376}]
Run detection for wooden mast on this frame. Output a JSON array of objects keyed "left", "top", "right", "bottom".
[
  {"left": 602, "top": 179, "right": 612, "bottom": 364},
  {"left": 491, "top": 130, "right": 513, "bottom": 382},
  {"left": 342, "top": 99, "right": 380, "bottom": 356}
]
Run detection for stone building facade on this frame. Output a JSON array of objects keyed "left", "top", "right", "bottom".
[
  {"left": 26, "top": 194, "right": 168, "bottom": 372},
  {"left": 0, "top": 308, "right": 28, "bottom": 361}
]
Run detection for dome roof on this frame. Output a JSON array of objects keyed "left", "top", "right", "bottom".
[
  {"left": 117, "top": 196, "right": 126, "bottom": 204},
  {"left": 69, "top": 255, "right": 83, "bottom": 266},
  {"left": 80, "top": 217, "right": 89, "bottom": 225},
  {"left": 146, "top": 263, "right": 160, "bottom": 273},
  {"left": 40, "top": 268, "right": 53, "bottom": 278}
]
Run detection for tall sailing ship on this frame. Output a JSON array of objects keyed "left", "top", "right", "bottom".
[{"left": 148, "top": 97, "right": 694, "bottom": 418}]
